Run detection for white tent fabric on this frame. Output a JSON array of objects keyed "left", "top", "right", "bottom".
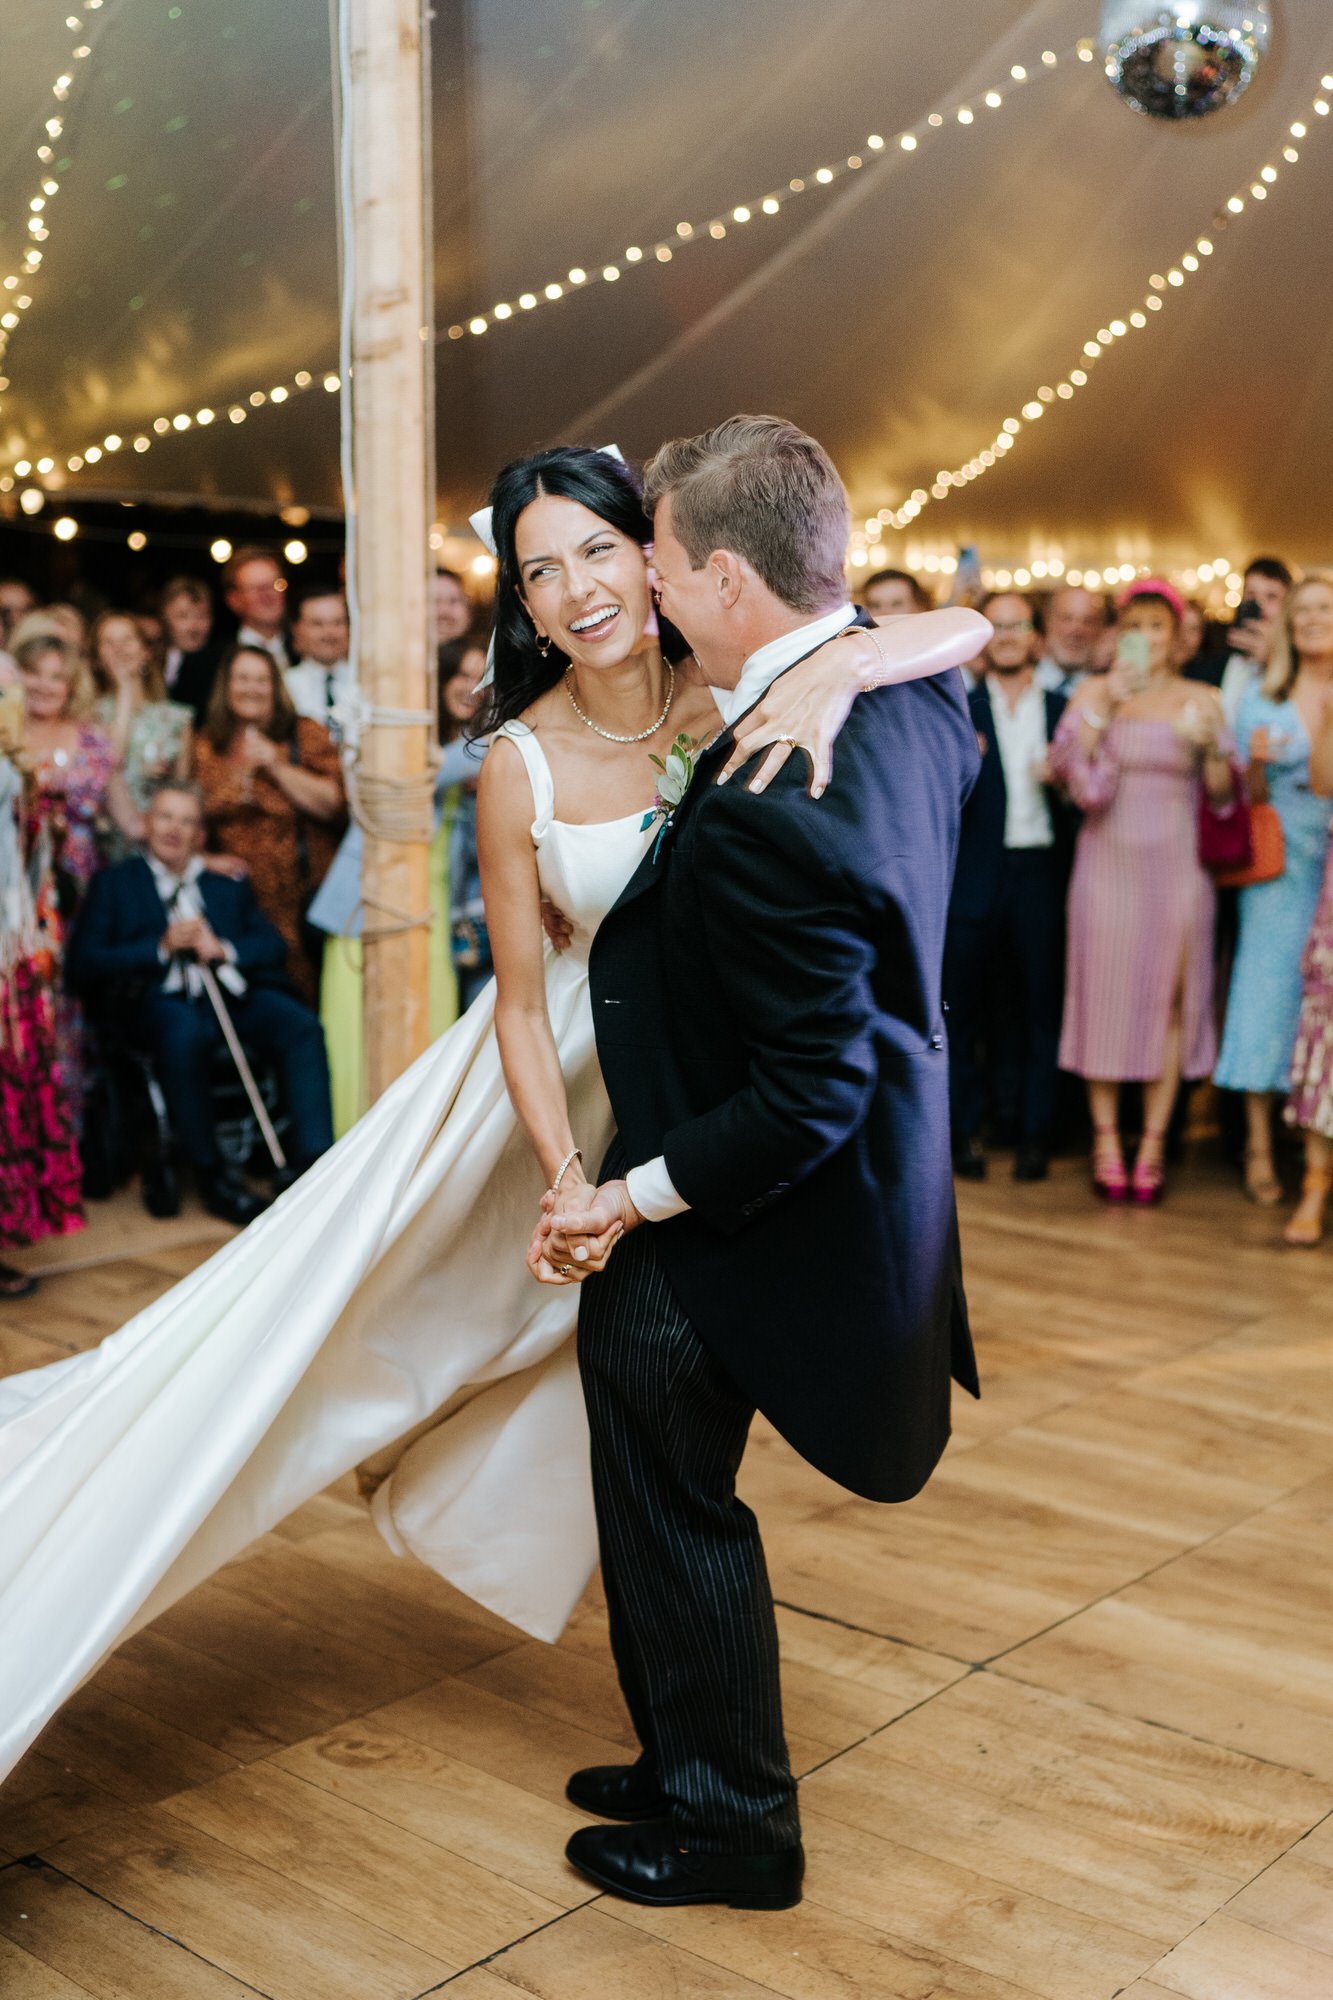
[{"left": 0, "top": 0, "right": 1331, "bottom": 564}]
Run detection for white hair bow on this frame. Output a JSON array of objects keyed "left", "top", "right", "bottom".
[{"left": 470, "top": 445, "right": 626, "bottom": 686}]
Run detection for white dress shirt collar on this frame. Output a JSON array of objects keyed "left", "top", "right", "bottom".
[
  {"left": 719, "top": 603, "right": 857, "bottom": 726},
  {"left": 146, "top": 853, "right": 248, "bottom": 997},
  {"left": 146, "top": 852, "right": 206, "bottom": 903}
]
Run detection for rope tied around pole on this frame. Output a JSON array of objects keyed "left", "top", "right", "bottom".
[{"left": 339, "top": 696, "right": 441, "bottom": 939}]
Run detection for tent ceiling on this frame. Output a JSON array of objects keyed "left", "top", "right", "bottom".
[{"left": 1, "top": 0, "right": 1330, "bottom": 565}]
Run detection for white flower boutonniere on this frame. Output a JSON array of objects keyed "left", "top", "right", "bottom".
[{"left": 641, "top": 732, "right": 704, "bottom": 861}]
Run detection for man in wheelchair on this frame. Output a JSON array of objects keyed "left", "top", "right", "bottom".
[{"left": 68, "top": 781, "right": 335, "bottom": 1225}]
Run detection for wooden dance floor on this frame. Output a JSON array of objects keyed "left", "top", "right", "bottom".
[{"left": 4, "top": 1158, "right": 1333, "bottom": 1999}]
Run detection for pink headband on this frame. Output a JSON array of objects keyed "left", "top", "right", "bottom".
[{"left": 1118, "top": 576, "right": 1186, "bottom": 621}]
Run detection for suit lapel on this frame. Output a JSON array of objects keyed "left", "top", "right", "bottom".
[
  {"left": 604, "top": 611, "right": 871, "bottom": 921},
  {"left": 133, "top": 854, "right": 172, "bottom": 929},
  {"left": 608, "top": 722, "right": 735, "bottom": 916}
]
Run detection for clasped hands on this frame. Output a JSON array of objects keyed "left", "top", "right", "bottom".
[
  {"left": 526, "top": 1177, "right": 643, "bottom": 1287},
  {"left": 163, "top": 915, "right": 229, "bottom": 964}
]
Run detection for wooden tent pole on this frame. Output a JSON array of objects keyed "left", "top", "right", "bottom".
[{"left": 345, "top": 0, "right": 434, "bottom": 1099}]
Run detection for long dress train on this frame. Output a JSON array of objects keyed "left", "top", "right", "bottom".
[{"left": 0, "top": 721, "right": 652, "bottom": 1783}]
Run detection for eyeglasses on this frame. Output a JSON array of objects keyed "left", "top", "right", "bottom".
[{"left": 992, "top": 620, "right": 1034, "bottom": 635}]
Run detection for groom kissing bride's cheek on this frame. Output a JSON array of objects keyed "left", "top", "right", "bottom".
[{"left": 511, "top": 416, "right": 986, "bottom": 1909}]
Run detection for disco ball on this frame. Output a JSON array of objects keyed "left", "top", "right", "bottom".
[{"left": 1098, "top": 1, "right": 1272, "bottom": 119}]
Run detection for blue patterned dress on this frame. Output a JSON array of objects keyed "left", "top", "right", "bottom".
[{"left": 1214, "top": 686, "right": 1333, "bottom": 1093}]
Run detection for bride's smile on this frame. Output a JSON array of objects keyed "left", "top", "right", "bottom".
[{"left": 515, "top": 493, "right": 656, "bottom": 676}]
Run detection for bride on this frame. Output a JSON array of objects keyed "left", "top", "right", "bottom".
[{"left": 0, "top": 444, "right": 988, "bottom": 1782}]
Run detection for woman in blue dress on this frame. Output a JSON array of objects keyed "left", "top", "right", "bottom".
[{"left": 1214, "top": 586, "right": 1333, "bottom": 1202}]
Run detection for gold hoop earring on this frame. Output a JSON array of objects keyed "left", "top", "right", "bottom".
[{"left": 536, "top": 632, "right": 552, "bottom": 659}]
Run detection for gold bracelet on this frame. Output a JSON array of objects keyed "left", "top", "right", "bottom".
[
  {"left": 551, "top": 1147, "right": 582, "bottom": 1194},
  {"left": 861, "top": 626, "right": 886, "bottom": 694}
]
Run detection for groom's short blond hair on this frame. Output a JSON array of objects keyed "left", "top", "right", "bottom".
[{"left": 644, "top": 415, "right": 850, "bottom": 615}]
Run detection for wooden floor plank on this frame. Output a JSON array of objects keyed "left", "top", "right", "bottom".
[
  {"left": 856, "top": 1673, "right": 1331, "bottom": 1877},
  {"left": 161, "top": 1760, "right": 562, "bottom": 1970},
  {"left": 46, "top": 1809, "right": 451, "bottom": 2000},
  {"left": 799, "top": 1808, "right": 1161, "bottom": 2000},
  {"left": 5, "top": 1154, "right": 1333, "bottom": 2000},
  {"left": 1225, "top": 1842, "right": 1333, "bottom": 1959},
  {"left": 0, "top": 1930, "right": 94, "bottom": 2000},
  {"left": 472, "top": 1902, "right": 784, "bottom": 1997},
  {"left": 95, "top": 1627, "right": 334, "bottom": 1764},
  {"left": 0, "top": 1859, "right": 261, "bottom": 1997},
  {"left": 269, "top": 1720, "right": 595, "bottom": 1908},
  {"left": 0, "top": 1750, "right": 129, "bottom": 1858},
  {"left": 605, "top": 1895, "right": 1044, "bottom": 2000},
  {"left": 145, "top": 1576, "right": 443, "bottom": 1725},
  {"left": 367, "top": 1676, "right": 638, "bottom": 1810},
  {"left": 1001, "top": 1512, "right": 1333, "bottom": 1780},
  {"left": 1143, "top": 1910, "right": 1333, "bottom": 1997}
]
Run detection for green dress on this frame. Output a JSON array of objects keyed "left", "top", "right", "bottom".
[
  {"left": 93, "top": 696, "right": 194, "bottom": 862},
  {"left": 319, "top": 811, "right": 457, "bottom": 1137}
]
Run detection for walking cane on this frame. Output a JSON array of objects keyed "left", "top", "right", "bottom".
[{"left": 196, "top": 958, "right": 288, "bottom": 1171}]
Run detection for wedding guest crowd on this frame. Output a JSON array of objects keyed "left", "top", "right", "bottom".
[
  {"left": 929, "top": 553, "right": 1333, "bottom": 1247},
  {"left": 1, "top": 535, "right": 1331, "bottom": 1264}
]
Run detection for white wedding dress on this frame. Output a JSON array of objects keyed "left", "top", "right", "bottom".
[{"left": 0, "top": 722, "right": 654, "bottom": 1784}]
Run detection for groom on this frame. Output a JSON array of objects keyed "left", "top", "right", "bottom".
[{"left": 534, "top": 415, "right": 980, "bottom": 1910}]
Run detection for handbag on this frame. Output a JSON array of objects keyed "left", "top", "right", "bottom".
[
  {"left": 1213, "top": 799, "right": 1284, "bottom": 888},
  {"left": 1208, "top": 756, "right": 1280, "bottom": 892},
  {"left": 1198, "top": 765, "right": 1252, "bottom": 875}
]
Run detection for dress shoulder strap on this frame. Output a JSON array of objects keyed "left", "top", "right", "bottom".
[{"left": 495, "top": 720, "right": 555, "bottom": 840}]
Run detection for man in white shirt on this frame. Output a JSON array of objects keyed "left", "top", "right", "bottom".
[
  {"left": 945, "top": 592, "right": 1070, "bottom": 1183},
  {"left": 223, "top": 547, "right": 294, "bottom": 669},
  {"left": 1035, "top": 585, "right": 1111, "bottom": 697},
  {"left": 284, "top": 589, "right": 353, "bottom": 734}
]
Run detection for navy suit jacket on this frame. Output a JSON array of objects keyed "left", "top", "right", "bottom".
[
  {"left": 588, "top": 629, "right": 981, "bottom": 1505},
  {"left": 949, "top": 680, "right": 1075, "bottom": 925},
  {"left": 68, "top": 855, "right": 290, "bottom": 996}
]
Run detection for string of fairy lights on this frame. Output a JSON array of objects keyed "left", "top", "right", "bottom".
[
  {"left": 0, "top": 0, "right": 107, "bottom": 393},
  {"left": 0, "top": 31, "right": 1326, "bottom": 613},
  {"left": 849, "top": 63, "right": 1333, "bottom": 567},
  {"left": 0, "top": 35, "right": 1079, "bottom": 489},
  {"left": 0, "top": 367, "right": 343, "bottom": 498},
  {"left": 444, "top": 43, "right": 1075, "bottom": 342}
]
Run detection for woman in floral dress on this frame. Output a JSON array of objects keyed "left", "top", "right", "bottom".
[
  {"left": 0, "top": 669, "right": 82, "bottom": 1295},
  {"left": 90, "top": 611, "right": 193, "bottom": 860},
  {"left": 15, "top": 636, "right": 137, "bottom": 1129},
  {"left": 1282, "top": 577, "right": 1333, "bottom": 1247}
]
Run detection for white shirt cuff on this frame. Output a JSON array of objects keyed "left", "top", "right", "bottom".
[{"left": 625, "top": 1156, "right": 691, "bottom": 1224}]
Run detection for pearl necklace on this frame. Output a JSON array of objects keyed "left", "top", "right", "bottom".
[{"left": 564, "top": 663, "right": 675, "bottom": 744}]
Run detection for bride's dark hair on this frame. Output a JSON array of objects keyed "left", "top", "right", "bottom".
[{"left": 473, "top": 445, "right": 685, "bottom": 734}]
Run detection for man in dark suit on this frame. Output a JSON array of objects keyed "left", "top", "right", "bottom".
[
  {"left": 68, "top": 781, "right": 334, "bottom": 1224},
  {"left": 160, "top": 575, "right": 227, "bottom": 726},
  {"left": 1183, "top": 555, "right": 1291, "bottom": 717},
  {"left": 534, "top": 418, "right": 982, "bottom": 1911},
  {"left": 945, "top": 590, "right": 1074, "bottom": 1183}
]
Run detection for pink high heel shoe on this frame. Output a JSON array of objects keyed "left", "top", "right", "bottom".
[
  {"left": 1132, "top": 1132, "right": 1166, "bottom": 1206},
  {"left": 1092, "top": 1126, "right": 1128, "bottom": 1203}
]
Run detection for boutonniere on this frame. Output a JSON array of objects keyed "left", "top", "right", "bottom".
[{"left": 642, "top": 732, "right": 704, "bottom": 861}]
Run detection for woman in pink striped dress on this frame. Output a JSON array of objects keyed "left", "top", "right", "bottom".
[{"left": 1050, "top": 583, "right": 1235, "bottom": 1202}]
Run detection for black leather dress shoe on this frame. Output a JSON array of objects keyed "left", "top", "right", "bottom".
[
  {"left": 953, "top": 1139, "right": 987, "bottom": 1181},
  {"left": 565, "top": 1820, "right": 803, "bottom": 1909},
  {"left": 1013, "top": 1145, "right": 1049, "bottom": 1182},
  {"left": 142, "top": 1158, "right": 182, "bottom": 1219},
  {"left": 565, "top": 1760, "right": 668, "bottom": 1822},
  {"left": 197, "top": 1167, "right": 268, "bottom": 1227}
]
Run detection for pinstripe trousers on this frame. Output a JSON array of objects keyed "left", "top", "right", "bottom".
[{"left": 577, "top": 1212, "right": 800, "bottom": 1855}]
